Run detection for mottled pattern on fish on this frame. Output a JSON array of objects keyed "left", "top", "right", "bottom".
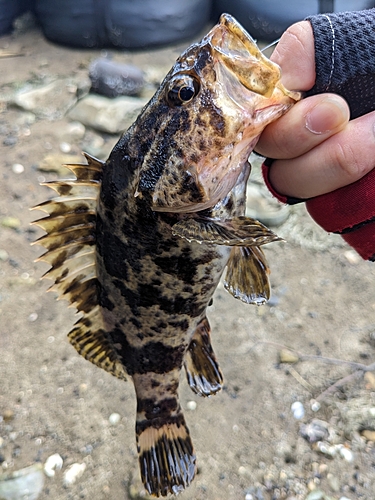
[{"left": 33, "top": 14, "right": 300, "bottom": 497}]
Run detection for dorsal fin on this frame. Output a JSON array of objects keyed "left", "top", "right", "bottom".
[{"left": 32, "top": 153, "right": 127, "bottom": 380}]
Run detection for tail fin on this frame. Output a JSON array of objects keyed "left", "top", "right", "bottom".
[{"left": 136, "top": 415, "right": 196, "bottom": 497}]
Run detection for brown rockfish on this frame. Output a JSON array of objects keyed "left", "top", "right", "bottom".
[{"left": 33, "top": 14, "right": 300, "bottom": 497}]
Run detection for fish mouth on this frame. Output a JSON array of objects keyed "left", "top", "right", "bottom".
[{"left": 208, "top": 13, "right": 300, "bottom": 100}]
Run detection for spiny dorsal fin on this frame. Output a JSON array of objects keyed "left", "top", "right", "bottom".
[
  {"left": 32, "top": 153, "right": 127, "bottom": 380},
  {"left": 172, "top": 216, "right": 282, "bottom": 246},
  {"left": 224, "top": 246, "right": 270, "bottom": 305},
  {"left": 184, "top": 317, "right": 223, "bottom": 397}
]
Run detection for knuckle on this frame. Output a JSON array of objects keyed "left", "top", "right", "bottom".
[{"left": 332, "top": 142, "right": 369, "bottom": 181}]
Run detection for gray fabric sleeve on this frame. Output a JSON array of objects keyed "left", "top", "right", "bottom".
[{"left": 305, "top": 8, "right": 375, "bottom": 119}]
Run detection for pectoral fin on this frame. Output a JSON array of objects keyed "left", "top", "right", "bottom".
[
  {"left": 184, "top": 317, "right": 223, "bottom": 397},
  {"left": 224, "top": 246, "right": 270, "bottom": 305},
  {"left": 172, "top": 216, "right": 282, "bottom": 246}
]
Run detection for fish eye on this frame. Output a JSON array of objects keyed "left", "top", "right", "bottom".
[{"left": 167, "top": 75, "right": 200, "bottom": 106}]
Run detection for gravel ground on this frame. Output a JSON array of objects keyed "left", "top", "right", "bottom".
[{"left": 1, "top": 17, "right": 375, "bottom": 500}]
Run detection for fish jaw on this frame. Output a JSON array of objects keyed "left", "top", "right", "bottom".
[{"left": 140, "top": 14, "right": 300, "bottom": 215}]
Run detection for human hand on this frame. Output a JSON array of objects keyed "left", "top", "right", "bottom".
[
  {"left": 255, "top": 20, "right": 375, "bottom": 261},
  {"left": 256, "top": 21, "right": 375, "bottom": 200}
]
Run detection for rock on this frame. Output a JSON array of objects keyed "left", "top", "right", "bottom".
[
  {"left": 2, "top": 409, "right": 14, "bottom": 422},
  {"left": 327, "top": 472, "right": 340, "bottom": 492},
  {"left": 37, "top": 153, "right": 84, "bottom": 176},
  {"left": 89, "top": 58, "right": 144, "bottom": 97},
  {"left": 0, "top": 464, "right": 44, "bottom": 500},
  {"left": 300, "top": 420, "right": 329, "bottom": 443},
  {"left": 63, "top": 463, "right": 86, "bottom": 486},
  {"left": 12, "top": 79, "right": 80, "bottom": 120},
  {"left": 361, "top": 429, "right": 375, "bottom": 441},
  {"left": 44, "top": 453, "right": 63, "bottom": 477},
  {"left": 58, "top": 121, "right": 86, "bottom": 143},
  {"left": 68, "top": 94, "right": 147, "bottom": 134}
]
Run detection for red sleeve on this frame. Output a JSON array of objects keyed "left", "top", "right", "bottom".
[{"left": 262, "top": 160, "right": 375, "bottom": 261}]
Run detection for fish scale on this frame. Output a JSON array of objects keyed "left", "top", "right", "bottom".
[{"left": 33, "top": 13, "right": 300, "bottom": 497}]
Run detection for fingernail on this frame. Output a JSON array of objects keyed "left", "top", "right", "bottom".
[{"left": 306, "top": 98, "right": 349, "bottom": 134}]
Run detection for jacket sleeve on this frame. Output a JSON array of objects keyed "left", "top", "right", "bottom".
[{"left": 263, "top": 8, "right": 375, "bottom": 261}]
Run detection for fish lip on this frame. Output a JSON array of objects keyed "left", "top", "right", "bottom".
[{"left": 207, "top": 13, "right": 300, "bottom": 101}]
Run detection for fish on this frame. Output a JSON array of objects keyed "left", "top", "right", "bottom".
[{"left": 32, "top": 13, "right": 300, "bottom": 497}]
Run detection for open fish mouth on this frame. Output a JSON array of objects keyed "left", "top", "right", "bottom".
[{"left": 209, "top": 13, "right": 300, "bottom": 101}]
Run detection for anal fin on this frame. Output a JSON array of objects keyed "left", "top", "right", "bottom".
[
  {"left": 68, "top": 305, "right": 127, "bottom": 380},
  {"left": 172, "top": 215, "right": 282, "bottom": 246},
  {"left": 224, "top": 246, "right": 270, "bottom": 305},
  {"left": 184, "top": 317, "right": 223, "bottom": 397}
]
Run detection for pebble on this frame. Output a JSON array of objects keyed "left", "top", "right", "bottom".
[
  {"left": 361, "top": 429, "right": 375, "bottom": 441},
  {"left": 343, "top": 249, "right": 361, "bottom": 265},
  {"left": 327, "top": 472, "right": 340, "bottom": 492},
  {"left": 89, "top": 58, "right": 144, "bottom": 97},
  {"left": 28, "top": 313, "right": 38, "bottom": 322},
  {"left": 338, "top": 446, "right": 353, "bottom": 462},
  {"left": 12, "top": 163, "right": 24, "bottom": 174},
  {"left": 44, "top": 453, "right": 63, "bottom": 477},
  {"left": 311, "top": 400, "right": 321, "bottom": 412},
  {"left": 2, "top": 409, "right": 14, "bottom": 422},
  {"left": 278, "top": 348, "right": 299, "bottom": 364},
  {"left": 3, "top": 136, "right": 18, "bottom": 146},
  {"left": 291, "top": 401, "right": 305, "bottom": 420},
  {"left": 305, "top": 491, "right": 325, "bottom": 500},
  {"left": 363, "top": 371, "right": 375, "bottom": 390},
  {"left": 300, "top": 420, "right": 329, "bottom": 443},
  {"left": 0, "top": 249, "right": 9, "bottom": 262},
  {"left": 63, "top": 463, "right": 86, "bottom": 486},
  {"left": 1, "top": 217, "right": 21, "bottom": 230},
  {"left": 108, "top": 413, "right": 121, "bottom": 425},
  {"left": 186, "top": 400, "right": 197, "bottom": 411},
  {"left": 59, "top": 142, "right": 71, "bottom": 153}
]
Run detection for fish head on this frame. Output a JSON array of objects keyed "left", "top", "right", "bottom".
[{"left": 136, "top": 13, "right": 300, "bottom": 213}]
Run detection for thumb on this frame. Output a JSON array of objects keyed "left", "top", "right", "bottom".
[{"left": 271, "top": 21, "right": 316, "bottom": 91}]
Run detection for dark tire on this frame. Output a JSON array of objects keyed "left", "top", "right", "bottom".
[
  {"left": 0, "top": 0, "right": 32, "bottom": 35},
  {"left": 34, "top": 0, "right": 212, "bottom": 49},
  {"left": 212, "top": 0, "right": 375, "bottom": 41}
]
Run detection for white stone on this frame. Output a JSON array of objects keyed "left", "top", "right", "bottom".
[
  {"left": 186, "top": 401, "right": 197, "bottom": 411},
  {"left": 12, "top": 163, "right": 24, "bottom": 174},
  {"left": 109, "top": 413, "right": 121, "bottom": 425},
  {"left": 63, "top": 463, "right": 86, "bottom": 486},
  {"left": 44, "top": 453, "right": 63, "bottom": 477},
  {"left": 291, "top": 401, "right": 305, "bottom": 420}
]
